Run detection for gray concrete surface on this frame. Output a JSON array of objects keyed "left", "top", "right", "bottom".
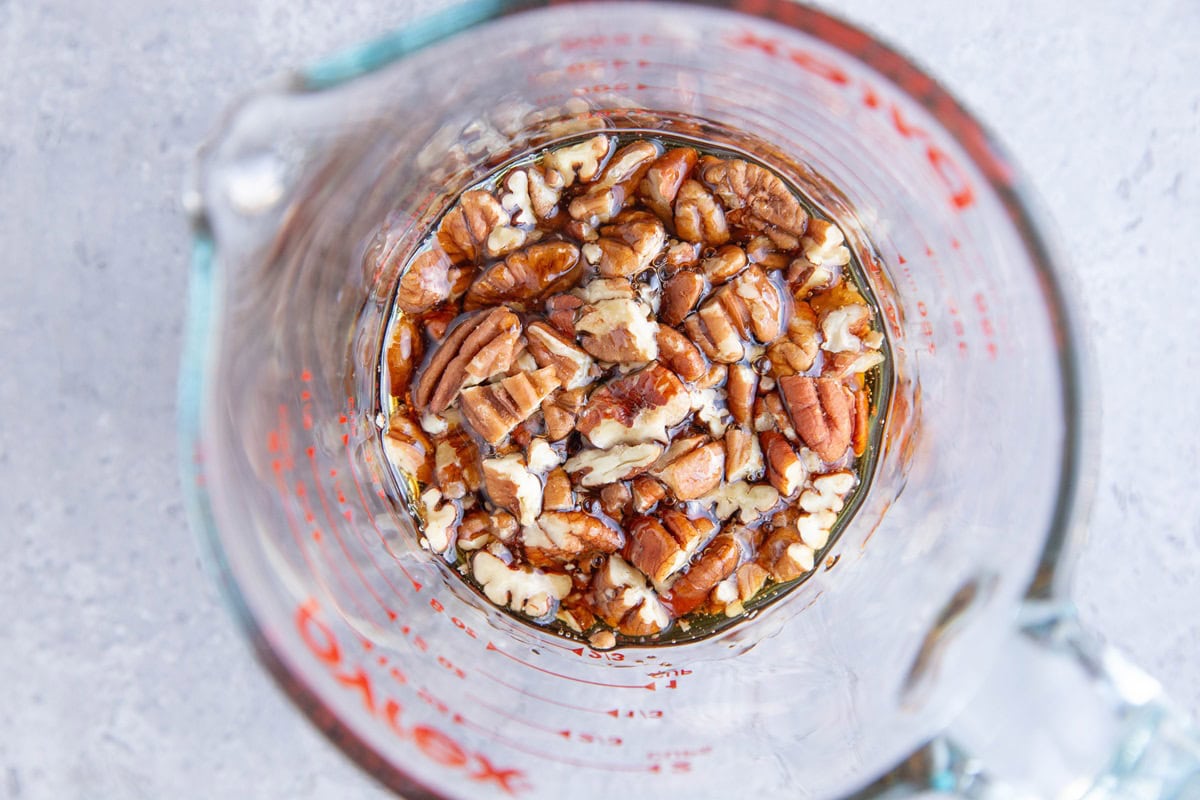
[{"left": 1, "top": 1, "right": 1197, "bottom": 797}]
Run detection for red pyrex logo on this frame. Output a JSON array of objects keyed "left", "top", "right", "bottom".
[
  {"left": 727, "top": 30, "right": 976, "bottom": 211},
  {"left": 296, "top": 600, "right": 529, "bottom": 795}
]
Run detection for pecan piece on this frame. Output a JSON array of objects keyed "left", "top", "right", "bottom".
[
  {"left": 414, "top": 307, "right": 522, "bottom": 413},
  {"left": 418, "top": 488, "right": 461, "bottom": 554},
  {"left": 563, "top": 443, "right": 663, "bottom": 488},
  {"left": 665, "top": 532, "right": 740, "bottom": 615},
  {"left": 674, "top": 179, "right": 730, "bottom": 245},
  {"left": 395, "top": 245, "right": 452, "bottom": 313},
  {"left": 767, "top": 299, "right": 819, "bottom": 377},
  {"left": 542, "top": 467, "right": 574, "bottom": 511},
  {"left": 760, "top": 431, "right": 806, "bottom": 496},
  {"left": 723, "top": 426, "right": 764, "bottom": 483},
  {"left": 575, "top": 281, "right": 659, "bottom": 364},
  {"left": 624, "top": 509, "right": 715, "bottom": 589},
  {"left": 524, "top": 510, "right": 623, "bottom": 567},
  {"left": 660, "top": 270, "right": 707, "bottom": 327},
  {"left": 464, "top": 241, "right": 582, "bottom": 311},
  {"left": 599, "top": 482, "right": 634, "bottom": 521},
  {"left": 544, "top": 292, "right": 583, "bottom": 338},
  {"left": 386, "top": 314, "right": 424, "bottom": 398},
  {"left": 525, "top": 321, "right": 595, "bottom": 390},
  {"left": 569, "top": 141, "right": 659, "bottom": 225},
  {"left": 460, "top": 366, "right": 561, "bottom": 445},
  {"left": 663, "top": 239, "right": 701, "bottom": 273},
  {"left": 800, "top": 218, "right": 851, "bottom": 267},
  {"left": 735, "top": 562, "right": 770, "bottom": 603},
  {"left": 700, "top": 244, "right": 749, "bottom": 284},
  {"left": 541, "top": 392, "right": 578, "bottom": 442},
  {"left": 575, "top": 363, "right": 690, "bottom": 448},
  {"left": 383, "top": 413, "right": 434, "bottom": 484},
  {"left": 471, "top": 550, "right": 571, "bottom": 620},
  {"left": 433, "top": 427, "right": 482, "bottom": 499},
  {"left": 655, "top": 440, "right": 725, "bottom": 501},
  {"left": 482, "top": 453, "right": 544, "bottom": 526},
  {"left": 438, "top": 189, "right": 524, "bottom": 264},
  {"left": 582, "top": 211, "right": 667, "bottom": 277},
  {"left": 852, "top": 386, "right": 871, "bottom": 456},
  {"left": 630, "top": 475, "right": 667, "bottom": 514},
  {"left": 685, "top": 301, "right": 745, "bottom": 363},
  {"left": 758, "top": 527, "right": 814, "bottom": 582},
  {"left": 656, "top": 325, "right": 707, "bottom": 382},
  {"left": 587, "top": 555, "right": 671, "bottom": 637},
  {"left": 639, "top": 147, "right": 698, "bottom": 222},
  {"left": 726, "top": 364, "right": 758, "bottom": 426},
  {"left": 726, "top": 265, "right": 787, "bottom": 343},
  {"left": 777, "top": 375, "right": 854, "bottom": 462},
  {"left": 543, "top": 134, "right": 612, "bottom": 187},
  {"left": 698, "top": 156, "right": 808, "bottom": 240}
]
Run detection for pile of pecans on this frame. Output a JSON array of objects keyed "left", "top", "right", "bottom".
[{"left": 381, "top": 133, "right": 885, "bottom": 647}]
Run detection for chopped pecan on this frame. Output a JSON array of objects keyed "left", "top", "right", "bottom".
[
  {"left": 583, "top": 211, "right": 667, "bottom": 277},
  {"left": 482, "top": 453, "right": 543, "bottom": 526},
  {"left": 639, "top": 147, "right": 698, "bottom": 221},
  {"left": 526, "top": 438, "right": 563, "bottom": 473},
  {"left": 852, "top": 387, "right": 870, "bottom": 456},
  {"left": 726, "top": 364, "right": 758, "bottom": 426},
  {"left": 438, "top": 190, "right": 524, "bottom": 264},
  {"left": 524, "top": 510, "right": 623, "bottom": 567},
  {"left": 525, "top": 321, "right": 595, "bottom": 390},
  {"left": 823, "top": 349, "right": 885, "bottom": 381},
  {"left": 810, "top": 283, "right": 873, "bottom": 353},
  {"left": 777, "top": 375, "right": 854, "bottom": 462},
  {"left": 698, "top": 156, "right": 808, "bottom": 240},
  {"left": 654, "top": 439, "right": 725, "bottom": 501},
  {"left": 800, "top": 218, "right": 851, "bottom": 266},
  {"left": 735, "top": 562, "right": 770, "bottom": 602},
  {"left": 542, "top": 467, "right": 574, "bottom": 511},
  {"left": 383, "top": 413, "right": 434, "bottom": 484},
  {"left": 541, "top": 393, "right": 578, "bottom": 442},
  {"left": 544, "top": 292, "right": 583, "bottom": 337},
  {"left": 587, "top": 555, "right": 671, "bottom": 636},
  {"left": 543, "top": 134, "right": 612, "bottom": 187},
  {"left": 799, "top": 470, "right": 856, "bottom": 514},
  {"left": 753, "top": 388, "right": 798, "bottom": 439},
  {"left": 599, "top": 482, "right": 633, "bottom": 521},
  {"left": 700, "top": 244, "right": 749, "bottom": 284},
  {"left": 386, "top": 315, "right": 424, "bottom": 398},
  {"left": 744, "top": 235, "right": 792, "bottom": 270},
  {"left": 702, "top": 480, "right": 780, "bottom": 524},
  {"left": 663, "top": 239, "right": 702, "bottom": 273},
  {"left": 788, "top": 261, "right": 833, "bottom": 299},
  {"left": 758, "top": 527, "right": 814, "bottom": 582},
  {"left": 726, "top": 265, "right": 787, "bottom": 343},
  {"left": 685, "top": 301, "right": 745, "bottom": 363},
  {"left": 434, "top": 427, "right": 482, "bottom": 499},
  {"left": 695, "top": 363, "right": 727, "bottom": 390},
  {"left": 630, "top": 475, "right": 666, "bottom": 514},
  {"left": 457, "top": 510, "right": 494, "bottom": 551},
  {"left": 471, "top": 550, "right": 571, "bottom": 620},
  {"left": 526, "top": 166, "right": 565, "bottom": 219},
  {"left": 660, "top": 270, "right": 707, "bottom": 327},
  {"left": 674, "top": 179, "right": 730, "bottom": 245},
  {"left": 575, "top": 364, "right": 690, "bottom": 448},
  {"left": 624, "top": 518, "right": 686, "bottom": 587},
  {"left": 563, "top": 443, "right": 663, "bottom": 487},
  {"left": 760, "top": 431, "right": 806, "bottom": 496},
  {"left": 723, "top": 426, "right": 763, "bottom": 483},
  {"left": 418, "top": 488, "right": 461, "bottom": 554},
  {"left": 569, "top": 141, "right": 659, "bottom": 224},
  {"left": 422, "top": 307, "right": 457, "bottom": 341},
  {"left": 395, "top": 245, "right": 452, "bottom": 313},
  {"left": 575, "top": 284, "right": 658, "bottom": 364},
  {"left": 414, "top": 307, "right": 522, "bottom": 413},
  {"left": 460, "top": 366, "right": 561, "bottom": 445},
  {"left": 665, "top": 532, "right": 740, "bottom": 615},
  {"left": 464, "top": 241, "right": 582, "bottom": 311},
  {"left": 499, "top": 169, "right": 536, "bottom": 226},
  {"left": 656, "top": 325, "right": 707, "bottom": 382},
  {"left": 767, "top": 299, "right": 819, "bottom": 377}
]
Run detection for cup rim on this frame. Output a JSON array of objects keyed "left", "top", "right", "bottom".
[{"left": 179, "top": 1, "right": 1089, "bottom": 796}]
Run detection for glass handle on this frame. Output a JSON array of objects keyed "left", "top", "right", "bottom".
[{"left": 853, "top": 603, "right": 1200, "bottom": 799}]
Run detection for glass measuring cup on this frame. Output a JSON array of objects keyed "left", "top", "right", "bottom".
[{"left": 179, "top": 1, "right": 1200, "bottom": 797}]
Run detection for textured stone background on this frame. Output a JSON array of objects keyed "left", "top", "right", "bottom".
[{"left": 1, "top": 1, "right": 1196, "bottom": 797}]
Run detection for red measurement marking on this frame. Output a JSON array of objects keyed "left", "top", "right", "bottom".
[
  {"left": 296, "top": 601, "right": 529, "bottom": 795},
  {"left": 477, "top": 670, "right": 612, "bottom": 716},
  {"left": 567, "top": 647, "right": 626, "bottom": 662},
  {"left": 453, "top": 715, "right": 656, "bottom": 774},
  {"left": 608, "top": 708, "right": 665, "bottom": 720},
  {"left": 342, "top": 437, "right": 422, "bottom": 592},
  {"left": 307, "top": 449, "right": 398, "bottom": 620},
  {"left": 485, "top": 642, "right": 656, "bottom": 691},
  {"left": 300, "top": 369, "right": 312, "bottom": 382}
]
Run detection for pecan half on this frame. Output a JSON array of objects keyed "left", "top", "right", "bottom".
[
  {"left": 777, "top": 375, "right": 854, "bottom": 462},
  {"left": 674, "top": 179, "right": 730, "bottom": 245},
  {"left": 575, "top": 364, "right": 691, "bottom": 448},
  {"left": 665, "top": 532, "right": 740, "bottom": 615},
  {"left": 395, "top": 245, "right": 452, "bottom": 313},
  {"left": 698, "top": 156, "right": 808, "bottom": 240},
  {"left": 465, "top": 241, "right": 582, "bottom": 311},
  {"left": 460, "top": 366, "right": 561, "bottom": 445},
  {"left": 414, "top": 306, "right": 522, "bottom": 413},
  {"left": 639, "top": 147, "right": 698, "bottom": 222}
]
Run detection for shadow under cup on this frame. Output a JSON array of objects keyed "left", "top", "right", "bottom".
[{"left": 184, "top": 3, "right": 1077, "bottom": 798}]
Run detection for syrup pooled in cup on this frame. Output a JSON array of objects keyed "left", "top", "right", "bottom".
[{"left": 378, "top": 132, "right": 888, "bottom": 649}]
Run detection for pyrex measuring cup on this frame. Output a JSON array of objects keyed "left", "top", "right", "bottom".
[{"left": 180, "top": 2, "right": 1200, "bottom": 798}]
